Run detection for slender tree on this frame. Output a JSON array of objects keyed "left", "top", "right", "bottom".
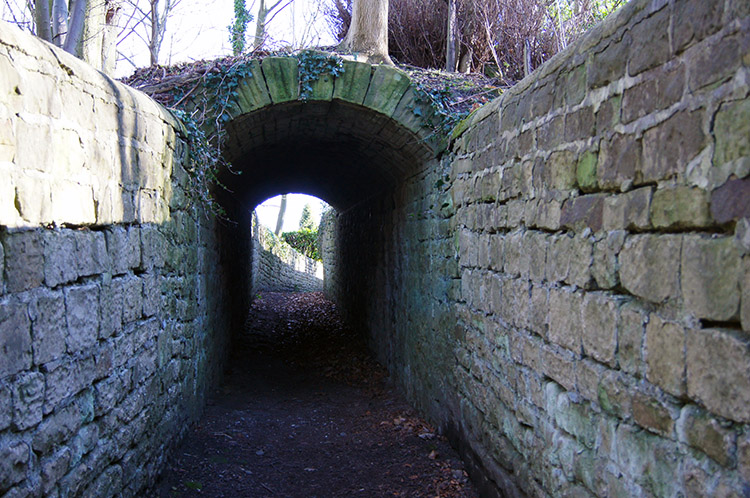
[
  {"left": 337, "top": 0, "right": 392, "bottom": 64},
  {"left": 445, "top": 0, "right": 457, "bottom": 71},
  {"left": 252, "top": 0, "right": 294, "bottom": 50},
  {"left": 274, "top": 194, "right": 288, "bottom": 236}
]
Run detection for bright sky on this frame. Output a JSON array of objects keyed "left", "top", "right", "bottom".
[{"left": 256, "top": 194, "right": 329, "bottom": 233}]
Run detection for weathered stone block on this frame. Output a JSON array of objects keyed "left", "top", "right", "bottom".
[
  {"left": 64, "top": 285, "right": 100, "bottom": 354},
  {"left": 598, "top": 369, "right": 632, "bottom": 419},
  {"left": 642, "top": 110, "right": 706, "bottom": 183},
  {"left": 681, "top": 235, "right": 740, "bottom": 321},
  {"left": 618, "top": 304, "right": 646, "bottom": 376},
  {"left": 739, "top": 432, "right": 750, "bottom": 482},
  {"left": 576, "top": 149, "right": 598, "bottom": 193},
  {"left": 555, "top": 391, "right": 598, "bottom": 449},
  {"left": 12, "top": 371, "right": 44, "bottom": 431},
  {"left": 619, "top": 234, "right": 681, "bottom": 304},
  {"left": 536, "top": 115, "right": 564, "bottom": 150},
  {"left": 0, "top": 298, "right": 32, "bottom": 379},
  {"left": 743, "top": 258, "right": 750, "bottom": 332},
  {"left": 581, "top": 293, "right": 619, "bottom": 366},
  {"left": 528, "top": 285, "right": 549, "bottom": 338},
  {"left": 588, "top": 33, "right": 632, "bottom": 89},
  {"left": 140, "top": 225, "right": 166, "bottom": 270},
  {"left": 564, "top": 107, "right": 595, "bottom": 143},
  {"left": 677, "top": 405, "right": 736, "bottom": 466},
  {"left": 602, "top": 187, "right": 652, "bottom": 231},
  {"left": 628, "top": 7, "right": 670, "bottom": 75},
  {"left": 687, "top": 327, "right": 750, "bottom": 423},
  {"left": 711, "top": 177, "right": 750, "bottom": 225},
  {"left": 0, "top": 440, "right": 29, "bottom": 489},
  {"left": 99, "top": 281, "right": 123, "bottom": 339},
  {"left": 75, "top": 230, "right": 109, "bottom": 277},
  {"left": 29, "top": 290, "right": 68, "bottom": 365},
  {"left": 622, "top": 63, "right": 685, "bottom": 124},
  {"left": 596, "top": 94, "right": 621, "bottom": 133},
  {"left": 592, "top": 230, "right": 625, "bottom": 289},
  {"left": 645, "top": 315, "right": 686, "bottom": 397},
  {"left": 261, "top": 57, "right": 299, "bottom": 103},
  {"left": 542, "top": 150, "right": 578, "bottom": 191},
  {"left": 0, "top": 381, "right": 10, "bottom": 430},
  {"left": 561, "top": 194, "right": 606, "bottom": 232},
  {"left": 632, "top": 389, "right": 674, "bottom": 437},
  {"left": 545, "top": 233, "right": 593, "bottom": 288},
  {"left": 540, "top": 343, "right": 577, "bottom": 391},
  {"left": 688, "top": 35, "right": 740, "bottom": 92},
  {"left": 548, "top": 288, "right": 583, "bottom": 353},
  {"left": 234, "top": 59, "right": 271, "bottom": 111},
  {"left": 41, "top": 446, "right": 71, "bottom": 495},
  {"left": 2, "top": 230, "right": 44, "bottom": 293},
  {"left": 673, "top": 0, "right": 725, "bottom": 53},
  {"left": 105, "top": 226, "right": 141, "bottom": 275},
  {"left": 564, "top": 64, "right": 587, "bottom": 106},
  {"left": 614, "top": 423, "right": 680, "bottom": 497},
  {"left": 597, "top": 133, "right": 641, "bottom": 190},
  {"left": 43, "top": 230, "right": 78, "bottom": 288},
  {"left": 332, "top": 60, "right": 372, "bottom": 105},
  {"left": 575, "top": 358, "right": 604, "bottom": 402},
  {"left": 651, "top": 186, "right": 710, "bottom": 229},
  {"left": 32, "top": 403, "right": 80, "bottom": 454},
  {"left": 363, "top": 66, "right": 410, "bottom": 117}
]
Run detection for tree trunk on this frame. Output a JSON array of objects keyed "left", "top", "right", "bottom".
[
  {"left": 253, "top": 0, "right": 267, "bottom": 49},
  {"left": 445, "top": 0, "right": 457, "bottom": 71},
  {"left": 338, "top": 0, "right": 392, "bottom": 65},
  {"left": 275, "top": 194, "right": 288, "bottom": 236},
  {"left": 51, "top": 0, "right": 69, "bottom": 46},
  {"left": 34, "top": 0, "right": 52, "bottom": 42},
  {"left": 63, "top": 0, "right": 88, "bottom": 55}
]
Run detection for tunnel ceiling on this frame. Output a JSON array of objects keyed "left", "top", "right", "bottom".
[{"left": 220, "top": 100, "right": 435, "bottom": 212}]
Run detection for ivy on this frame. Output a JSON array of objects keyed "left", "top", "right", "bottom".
[
  {"left": 297, "top": 50, "right": 345, "bottom": 100},
  {"left": 282, "top": 228, "right": 321, "bottom": 261}
]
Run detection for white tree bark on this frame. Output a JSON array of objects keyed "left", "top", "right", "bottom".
[{"left": 338, "top": 0, "right": 392, "bottom": 65}]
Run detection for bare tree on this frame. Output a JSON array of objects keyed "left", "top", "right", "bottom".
[
  {"left": 337, "top": 0, "right": 392, "bottom": 64},
  {"left": 252, "top": 0, "right": 295, "bottom": 49},
  {"left": 118, "top": 0, "right": 182, "bottom": 66},
  {"left": 274, "top": 194, "right": 288, "bottom": 236}
]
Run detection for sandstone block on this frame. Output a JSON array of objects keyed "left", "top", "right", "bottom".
[
  {"left": 588, "top": 33, "right": 631, "bottom": 89},
  {"left": 0, "top": 440, "right": 29, "bottom": 489},
  {"left": 576, "top": 149, "right": 598, "bottom": 193},
  {"left": 645, "top": 315, "right": 686, "bottom": 397},
  {"left": 687, "top": 327, "right": 750, "bottom": 423},
  {"left": 602, "top": 187, "right": 652, "bottom": 231},
  {"left": 541, "top": 343, "right": 577, "bottom": 391},
  {"left": 2, "top": 230, "right": 44, "bottom": 293},
  {"left": 651, "top": 186, "right": 710, "bottom": 229},
  {"left": 681, "top": 235, "right": 740, "bottom": 321},
  {"left": 592, "top": 230, "right": 625, "bottom": 289},
  {"left": 363, "top": 66, "right": 410, "bottom": 117},
  {"left": 614, "top": 423, "right": 680, "bottom": 497},
  {"left": 528, "top": 285, "right": 549, "bottom": 338},
  {"left": 64, "top": 285, "right": 100, "bottom": 354},
  {"left": 673, "top": 0, "right": 724, "bottom": 52},
  {"left": 545, "top": 233, "right": 593, "bottom": 288},
  {"left": 543, "top": 150, "right": 578, "bottom": 191},
  {"left": 105, "top": 226, "right": 141, "bottom": 275},
  {"left": 631, "top": 391, "right": 673, "bottom": 439},
  {"left": 642, "top": 110, "right": 706, "bottom": 183},
  {"left": 575, "top": 358, "right": 604, "bottom": 402},
  {"left": 561, "top": 194, "right": 606, "bottom": 232},
  {"left": 43, "top": 230, "right": 78, "bottom": 288},
  {"left": 688, "top": 35, "right": 740, "bottom": 92},
  {"left": 548, "top": 288, "right": 583, "bottom": 353},
  {"left": 43, "top": 359, "right": 80, "bottom": 410},
  {"left": 677, "top": 404, "right": 736, "bottom": 466},
  {"left": 598, "top": 369, "right": 632, "bottom": 419},
  {"left": 0, "top": 298, "right": 32, "bottom": 379},
  {"left": 32, "top": 403, "right": 80, "bottom": 454},
  {"left": 12, "top": 371, "right": 44, "bottom": 431},
  {"left": 622, "top": 64, "right": 685, "bottom": 124},
  {"left": 537, "top": 115, "right": 564, "bottom": 151},
  {"left": 564, "top": 107, "right": 595, "bottom": 143},
  {"left": 581, "top": 293, "right": 619, "bottom": 366},
  {"left": 234, "top": 60, "right": 271, "bottom": 111},
  {"left": 75, "top": 230, "right": 109, "bottom": 277},
  {"left": 714, "top": 98, "right": 750, "bottom": 168},
  {"left": 0, "top": 382, "right": 10, "bottom": 430},
  {"left": 628, "top": 7, "right": 670, "bottom": 75},
  {"left": 140, "top": 226, "right": 166, "bottom": 270},
  {"left": 618, "top": 304, "right": 646, "bottom": 376},
  {"left": 743, "top": 258, "right": 750, "bottom": 332},
  {"left": 711, "top": 177, "right": 750, "bottom": 224},
  {"left": 555, "top": 391, "right": 597, "bottom": 449},
  {"left": 596, "top": 94, "right": 621, "bottom": 132},
  {"left": 261, "top": 57, "right": 299, "bottom": 103},
  {"left": 564, "top": 64, "right": 587, "bottom": 106},
  {"left": 41, "top": 446, "right": 71, "bottom": 495},
  {"left": 597, "top": 133, "right": 641, "bottom": 190},
  {"left": 99, "top": 281, "right": 123, "bottom": 338},
  {"left": 619, "top": 234, "right": 681, "bottom": 304},
  {"left": 739, "top": 432, "right": 750, "bottom": 482}
]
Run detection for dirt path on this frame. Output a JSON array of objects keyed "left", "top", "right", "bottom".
[{"left": 151, "top": 292, "right": 478, "bottom": 497}]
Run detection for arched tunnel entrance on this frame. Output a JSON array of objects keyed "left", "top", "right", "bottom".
[{"left": 151, "top": 65, "right": 477, "bottom": 496}]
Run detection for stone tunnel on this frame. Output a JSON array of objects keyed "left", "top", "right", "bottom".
[{"left": 1, "top": 0, "right": 750, "bottom": 496}]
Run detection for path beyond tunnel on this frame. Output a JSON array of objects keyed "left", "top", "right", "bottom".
[{"left": 151, "top": 293, "right": 478, "bottom": 498}]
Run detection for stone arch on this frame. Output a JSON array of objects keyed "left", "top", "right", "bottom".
[{"left": 188, "top": 55, "right": 445, "bottom": 212}]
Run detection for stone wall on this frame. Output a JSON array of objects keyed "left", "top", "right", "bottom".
[
  {"left": 251, "top": 215, "right": 323, "bottom": 294},
  {"left": 330, "top": 0, "right": 750, "bottom": 496},
  {"left": 446, "top": 0, "right": 750, "bottom": 495},
  {"left": 0, "top": 22, "right": 236, "bottom": 497}
]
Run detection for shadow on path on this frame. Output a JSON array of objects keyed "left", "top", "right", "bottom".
[{"left": 151, "top": 292, "right": 478, "bottom": 498}]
